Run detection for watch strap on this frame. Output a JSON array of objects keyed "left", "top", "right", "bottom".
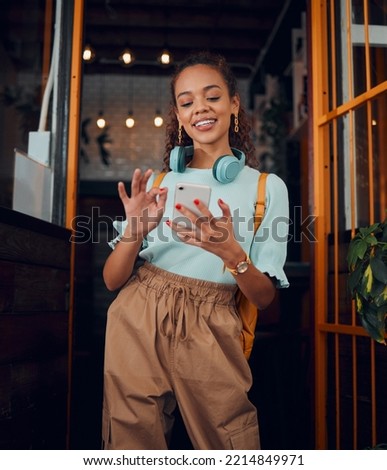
[{"left": 225, "top": 254, "right": 251, "bottom": 275}]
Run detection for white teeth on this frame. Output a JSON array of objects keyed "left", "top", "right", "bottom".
[{"left": 195, "top": 119, "right": 215, "bottom": 127}]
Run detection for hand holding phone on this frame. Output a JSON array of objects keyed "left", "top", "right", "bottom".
[{"left": 172, "top": 182, "right": 211, "bottom": 229}]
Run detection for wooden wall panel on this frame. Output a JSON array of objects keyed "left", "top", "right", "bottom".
[
  {"left": 0, "top": 222, "right": 70, "bottom": 268},
  {"left": 0, "top": 312, "right": 68, "bottom": 364},
  {"left": 0, "top": 356, "right": 68, "bottom": 449},
  {"left": 0, "top": 208, "right": 71, "bottom": 449},
  {"left": 0, "top": 261, "right": 69, "bottom": 313}
]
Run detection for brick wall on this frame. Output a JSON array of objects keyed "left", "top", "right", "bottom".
[{"left": 80, "top": 74, "right": 249, "bottom": 181}]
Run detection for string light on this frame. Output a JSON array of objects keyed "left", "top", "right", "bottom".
[
  {"left": 125, "top": 112, "right": 135, "bottom": 128},
  {"left": 125, "top": 76, "right": 135, "bottom": 128},
  {"left": 83, "top": 44, "right": 96, "bottom": 62},
  {"left": 154, "top": 110, "right": 164, "bottom": 127},
  {"left": 158, "top": 49, "right": 173, "bottom": 66},
  {"left": 96, "top": 111, "right": 107, "bottom": 129},
  {"left": 96, "top": 76, "right": 107, "bottom": 128},
  {"left": 119, "top": 48, "right": 135, "bottom": 66}
]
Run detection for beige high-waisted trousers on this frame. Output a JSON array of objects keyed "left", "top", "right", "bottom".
[{"left": 102, "top": 262, "right": 260, "bottom": 450}]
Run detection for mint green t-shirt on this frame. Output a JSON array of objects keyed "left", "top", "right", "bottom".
[{"left": 109, "top": 166, "right": 289, "bottom": 287}]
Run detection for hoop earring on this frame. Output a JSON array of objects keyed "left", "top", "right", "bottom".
[
  {"left": 234, "top": 114, "right": 239, "bottom": 133},
  {"left": 178, "top": 124, "right": 183, "bottom": 145}
]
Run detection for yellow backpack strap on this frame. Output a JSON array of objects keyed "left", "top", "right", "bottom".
[
  {"left": 254, "top": 172, "right": 268, "bottom": 233},
  {"left": 152, "top": 172, "right": 167, "bottom": 189},
  {"left": 238, "top": 172, "right": 268, "bottom": 360}
]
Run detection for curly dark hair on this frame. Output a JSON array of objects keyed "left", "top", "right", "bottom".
[{"left": 162, "top": 51, "right": 258, "bottom": 171}]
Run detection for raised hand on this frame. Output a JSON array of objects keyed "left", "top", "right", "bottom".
[{"left": 118, "top": 168, "right": 168, "bottom": 239}]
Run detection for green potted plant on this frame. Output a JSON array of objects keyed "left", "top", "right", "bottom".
[{"left": 347, "top": 217, "right": 387, "bottom": 344}]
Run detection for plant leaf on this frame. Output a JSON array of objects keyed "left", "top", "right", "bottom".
[
  {"left": 370, "top": 256, "right": 387, "bottom": 284},
  {"left": 360, "top": 264, "right": 373, "bottom": 297},
  {"left": 382, "top": 221, "right": 387, "bottom": 241},
  {"left": 365, "top": 234, "right": 378, "bottom": 246},
  {"left": 348, "top": 263, "right": 364, "bottom": 296},
  {"left": 357, "top": 240, "right": 369, "bottom": 260},
  {"left": 347, "top": 239, "right": 359, "bottom": 269},
  {"left": 361, "top": 307, "right": 386, "bottom": 344},
  {"left": 375, "top": 285, "right": 387, "bottom": 308},
  {"left": 371, "top": 279, "right": 386, "bottom": 301},
  {"left": 350, "top": 219, "right": 387, "bottom": 345},
  {"left": 359, "top": 223, "right": 380, "bottom": 237},
  {"left": 355, "top": 293, "right": 364, "bottom": 315},
  {"left": 348, "top": 239, "right": 369, "bottom": 267},
  {"left": 374, "top": 248, "right": 386, "bottom": 260}
]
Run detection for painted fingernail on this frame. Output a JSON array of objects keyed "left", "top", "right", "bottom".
[
  {"left": 219, "top": 198, "right": 224, "bottom": 204},
  {"left": 175, "top": 203, "right": 182, "bottom": 210},
  {"left": 193, "top": 199, "right": 200, "bottom": 205},
  {"left": 166, "top": 220, "right": 171, "bottom": 226}
]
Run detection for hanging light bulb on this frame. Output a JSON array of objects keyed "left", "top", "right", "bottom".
[
  {"left": 158, "top": 49, "right": 173, "bottom": 66},
  {"left": 83, "top": 44, "right": 96, "bottom": 62},
  {"left": 119, "top": 48, "right": 135, "bottom": 66},
  {"left": 96, "top": 110, "right": 107, "bottom": 129},
  {"left": 125, "top": 111, "right": 135, "bottom": 128},
  {"left": 154, "top": 110, "right": 164, "bottom": 128}
]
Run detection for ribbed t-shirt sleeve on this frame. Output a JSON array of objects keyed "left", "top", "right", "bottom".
[
  {"left": 107, "top": 219, "right": 128, "bottom": 249},
  {"left": 250, "top": 173, "right": 290, "bottom": 288}
]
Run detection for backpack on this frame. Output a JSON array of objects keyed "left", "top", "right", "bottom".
[{"left": 152, "top": 171, "right": 268, "bottom": 360}]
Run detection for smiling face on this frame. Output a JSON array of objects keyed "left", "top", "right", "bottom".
[{"left": 174, "top": 64, "right": 240, "bottom": 153}]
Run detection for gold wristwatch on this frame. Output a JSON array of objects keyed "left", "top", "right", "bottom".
[{"left": 225, "top": 254, "right": 251, "bottom": 275}]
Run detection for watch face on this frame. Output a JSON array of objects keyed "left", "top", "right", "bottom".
[{"left": 237, "top": 261, "right": 249, "bottom": 274}]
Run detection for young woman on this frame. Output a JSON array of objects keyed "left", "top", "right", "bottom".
[{"left": 102, "top": 51, "right": 289, "bottom": 450}]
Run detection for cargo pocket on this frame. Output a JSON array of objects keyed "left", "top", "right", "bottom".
[
  {"left": 230, "top": 419, "right": 260, "bottom": 450},
  {"left": 101, "top": 407, "right": 111, "bottom": 450}
]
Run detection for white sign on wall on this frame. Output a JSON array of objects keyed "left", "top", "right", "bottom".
[{"left": 12, "top": 148, "right": 52, "bottom": 222}]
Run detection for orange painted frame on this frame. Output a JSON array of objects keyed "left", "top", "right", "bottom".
[
  {"left": 65, "top": 0, "right": 84, "bottom": 449},
  {"left": 311, "top": 0, "right": 387, "bottom": 449}
]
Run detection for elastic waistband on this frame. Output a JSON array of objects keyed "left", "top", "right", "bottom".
[{"left": 136, "top": 262, "right": 237, "bottom": 304}]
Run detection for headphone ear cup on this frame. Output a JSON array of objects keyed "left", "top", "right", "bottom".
[
  {"left": 169, "top": 146, "right": 186, "bottom": 173},
  {"left": 212, "top": 155, "right": 242, "bottom": 183}
]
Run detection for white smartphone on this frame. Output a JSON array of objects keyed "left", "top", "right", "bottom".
[{"left": 172, "top": 182, "right": 211, "bottom": 229}]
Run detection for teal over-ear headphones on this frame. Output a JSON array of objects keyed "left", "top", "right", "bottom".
[{"left": 169, "top": 146, "right": 245, "bottom": 184}]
